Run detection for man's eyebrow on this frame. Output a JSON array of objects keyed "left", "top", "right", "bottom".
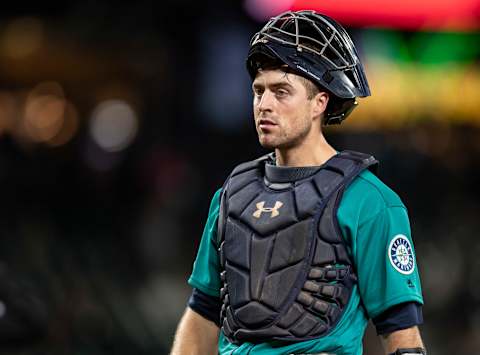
[
  {"left": 270, "top": 82, "right": 294, "bottom": 89},
  {"left": 252, "top": 81, "right": 294, "bottom": 89}
]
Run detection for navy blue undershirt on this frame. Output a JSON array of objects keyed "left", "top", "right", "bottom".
[
  {"left": 188, "top": 288, "right": 222, "bottom": 326},
  {"left": 188, "top": 288, "right": 423, "bottom": 334},
  {"left": 372, "top": 301, "right": 423, "bottom": 335}
]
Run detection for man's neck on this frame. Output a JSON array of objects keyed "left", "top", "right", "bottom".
[{"left": 275, "top": 135, "right": 337, "bottom": 167}]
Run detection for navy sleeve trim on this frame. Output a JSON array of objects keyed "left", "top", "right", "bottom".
[
  {"left": 373, "top": 302, "right": 423, "bottom": 335},
  {"left": 188, "top": 288, "right": 221, "bottom": 327}
]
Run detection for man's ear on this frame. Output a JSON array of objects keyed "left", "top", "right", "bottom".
[{"left": 312, "top": 92, "right": 329, "bottom": 119}]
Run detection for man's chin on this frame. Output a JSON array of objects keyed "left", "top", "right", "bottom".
[
  {"left": 258, "top": 138, "right": 277, "bottom": 150},
  {"left": 259, "top": 138, "right": 297, "bottom": 151}
]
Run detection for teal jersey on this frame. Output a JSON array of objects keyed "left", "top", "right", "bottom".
[{"left": 188, "top": 169, "right": 423, "bottom": 355}]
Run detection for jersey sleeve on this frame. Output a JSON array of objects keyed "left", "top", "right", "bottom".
[
  {"left": 187, "top": 188, "right": 222, "bottom": 297},
  {"left": 355, "top": 205, "right": 424, "bottom": 319}
]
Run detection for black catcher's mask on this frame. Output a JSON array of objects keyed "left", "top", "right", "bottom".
[{"left": 246, "top": 10, "right": 371, "bottom": 125}]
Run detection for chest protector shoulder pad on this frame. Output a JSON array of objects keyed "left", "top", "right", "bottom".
[{"left": 217, "top": 151, "right": 378, "bottom": 344}]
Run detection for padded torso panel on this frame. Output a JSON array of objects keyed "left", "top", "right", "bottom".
[{"left": 218, "top": 151, "right": 378, "bottom": 343}]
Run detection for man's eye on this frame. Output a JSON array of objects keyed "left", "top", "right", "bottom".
[{"left": 276, "top": 89, "right": 288, "bottom": 97}]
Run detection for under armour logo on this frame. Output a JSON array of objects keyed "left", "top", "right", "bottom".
[{"left": 252, "top": 201, "right": 283, "bottom": 218}]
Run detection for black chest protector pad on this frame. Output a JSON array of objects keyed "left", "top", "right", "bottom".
[{"left": 217, "top": 151, "right": 378, "bottom": 344}]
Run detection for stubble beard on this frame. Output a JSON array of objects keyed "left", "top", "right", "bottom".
[{"left": 257, "top": 118, "right": 312, "bottom": 151}]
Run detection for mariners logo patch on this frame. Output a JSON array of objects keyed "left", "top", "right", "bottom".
[{"left": 388, "top": 234, "right": 415, "bottom": 275}]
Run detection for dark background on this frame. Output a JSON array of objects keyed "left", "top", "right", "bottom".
[{"left": 0, "top": 1, "right": 478, "bottom": 354}]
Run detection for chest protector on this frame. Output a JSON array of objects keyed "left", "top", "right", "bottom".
[{"left": 217, "top": 151, "right": 378, "bottom": 344}]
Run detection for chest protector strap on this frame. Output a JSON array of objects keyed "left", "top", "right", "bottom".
[{"left": 217, "top": 151, "right": 378, "bottom": 344}]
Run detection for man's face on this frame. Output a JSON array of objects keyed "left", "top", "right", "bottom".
[{"left": 252, "top": 69, "right": 320, "bottom": 150}]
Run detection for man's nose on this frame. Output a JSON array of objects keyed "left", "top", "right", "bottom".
[{"left": 257, "top": 90, "right": 274, "bottom": 112}]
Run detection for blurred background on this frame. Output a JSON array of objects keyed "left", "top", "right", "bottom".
[{"left": 0, "top": 0, "right": 478, "bottom": 354}]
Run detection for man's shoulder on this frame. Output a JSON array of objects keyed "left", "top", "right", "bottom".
[
  {"left": 340, "top": 169, "right": 405, "bottom": 224},
  {"left": 352, "top": 169, "right": 404, "bottom": 208}
]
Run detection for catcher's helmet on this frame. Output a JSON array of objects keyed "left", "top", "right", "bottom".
[{"left": 246, "top": 10, "right": 371, "bottom": 125}]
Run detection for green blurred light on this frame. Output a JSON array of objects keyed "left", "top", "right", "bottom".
[
  {"left": 362, "top": 29, "right": 480, "bottom": 65},
  {"left": 362, "top": 30, "right": 412, "bottom": 63},
  {"left": 412, "top": 32, "right": 480, "bottom": 65}
]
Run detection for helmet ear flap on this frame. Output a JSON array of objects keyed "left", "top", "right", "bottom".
[{"left": 324, "top": 98, "right": 358, "bottom": 125}]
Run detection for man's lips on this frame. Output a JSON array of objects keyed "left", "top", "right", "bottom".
[{"left": 258, "top": 119, "right": 277, "bottom": 130}]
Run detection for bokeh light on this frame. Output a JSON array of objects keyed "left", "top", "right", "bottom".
[
  {"left": 89, "top": 100, "right": 139, "bottom": 152},
  {"left": 24, "top": 95, "right": 65, "bottom": 142},
  {"left": 2, "top": 17, "right": 44, "bottom": 59},
  {"left": 46, "top": 102, "right": 79, "bottom": 147},
  {"left": 17, "top": 81, "right": 79, "bottom": 146}
]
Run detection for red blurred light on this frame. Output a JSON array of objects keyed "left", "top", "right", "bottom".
[
  {"left": 250, "top": 0, "right": 480, "bottom": 31},
  {"left": 292, "top": 0, "right": 480, "bottom": 30}
]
